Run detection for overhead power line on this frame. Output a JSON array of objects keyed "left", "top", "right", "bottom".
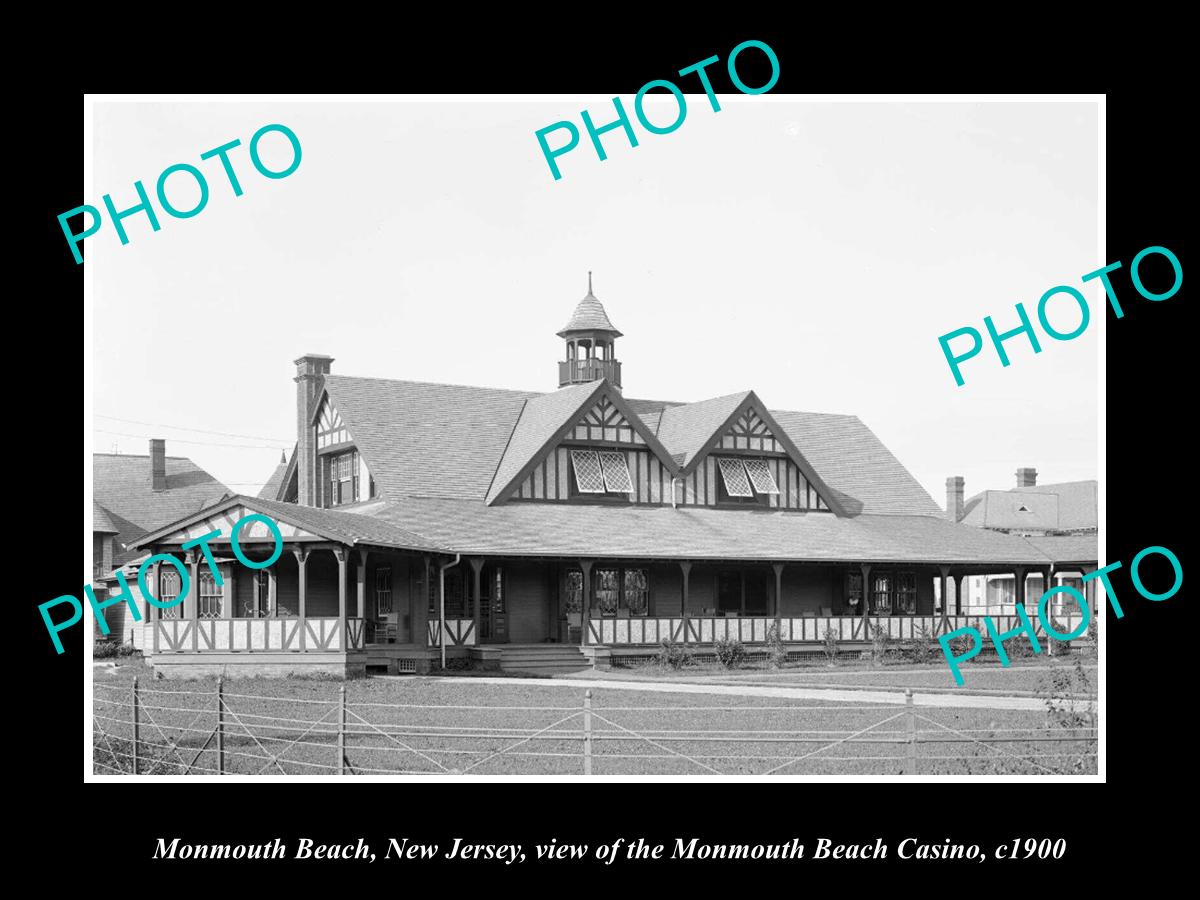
[
  {"left": 94, "top": 429, "right": 289, "bottom": 451},
  {"left": 94, "top": 414, "right": 291, "bottom": 444}
]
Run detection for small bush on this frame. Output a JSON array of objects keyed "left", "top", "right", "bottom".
[
  {"left": 900, "top": 624, "right": 937, "bottom": 664},
  {"left": 869, "top": 624, "right": 894, "bottom": 665},
  {"left": 656, "top": 639, "right": 692, "bottom": 670},
  {"left": 93, "top": 641, "right": 138, "bottom": 659},
  {"left": 822, "top": 626, "right": 839, "bottom": 664},
  {"left": 714, "top": 637, "right": 746, "bottom": 669},
  {"left": 764, "top": 625, "right": 788, "bottom": 669},
  {"left": 1046, "top": 619, "right": 1073, "bottom": 656}
]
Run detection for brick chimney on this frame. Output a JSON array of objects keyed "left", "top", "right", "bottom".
[
  {"left": 150, "top": 438, "right": 167, "bottom": 492},
  {"left": 1016, "top": 467, "right": 1038, "bottom": 488},
  {"left": 946, "top": 476, "right": 964, "bottom": 522},
  {"left": 294, "top": 354, "right": 334, "bottom": 506}
]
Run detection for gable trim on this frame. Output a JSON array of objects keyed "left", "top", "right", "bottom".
[
  {"left": 677, "top": 391, "right": 848, "bottom": 517},
  {"left": 487, "top": 380, "right": 680, "bottom": 506}
]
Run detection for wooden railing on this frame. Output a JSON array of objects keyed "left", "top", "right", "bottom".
[
  {"left": 427, "top": 618, "right": 477, "bottom": 647},
  {"left": 559, "top": 358, "right": 621, "bottom": 385},
  {"left": 153, "top": 617, "right": 366, "bottom": 653},
  {"left": 585, "top": 614, "right": 1086, "bottom": 646}
]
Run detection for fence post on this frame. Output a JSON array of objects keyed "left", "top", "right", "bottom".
[
  {"left": 338, "top": 684, "right": 347, "bottom": 776},
  {"left": 905, "top": 689, "right": 917, "bottom": 775},
  {"left": 583, "top": 689, "right": 593, "bottom": 776},
  {"left": 217, "top": 676, "right": 225, "bottom": 775},
  {"left": 132, "top": 677, "right": 140, "bottom": 776}
]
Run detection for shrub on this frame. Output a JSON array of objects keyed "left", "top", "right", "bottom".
[
  {"left": 900, "top": 623, "right": 937, "bottom": 664},
  {"left": 93, "top": 641, "right": 138, "bottom": 659},
  {"left": 822, "top": 626, "right": 839, "bottom": 664},
  {"left": 869, "top": 624, "right": 894, "bottom": 665},
  {"left": 764, "top": 625, "right": 788, "bottom": 669},
  {"left": 1045, "top": 618, "right": 1073, "bottom": 656},
  {"left": 656, "top": 639, "right": 692, "bottom": 670},
  {"left": 714, "top": 637, "right": 746, "bottom": 669}
]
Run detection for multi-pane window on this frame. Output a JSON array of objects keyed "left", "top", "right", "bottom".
[
  {"left": 199, "top": 571, "right": 222, "bottom": 619},
  {"left": 564, "top": 570, "right": 584, "bottom": 614},
  {"left": 717, "top": 457, "right": 780, "bottom": 502},
  {"left": 895, "top": 573, "right": 918, "bottom": 614},
  {"left": 571, "top": 449, "right": 633, "bottom": 496},
  {"left": 160, "top": 567, "right": 182, "bottom": 620},
  {"left": 325, "top": 449, "right": 359, "bottom": 507},
  {"left": 376, "top": 566, "right": 392, "bottom": 615},
  {"left": 624, "top": 569, "right": 649, "bottom": 616},
  {"left": 871, "top": 574, "right": 892, "bottom": 614},
  {"left": 588, "top": 567, "right": 649, "bottom": 616},
  {"left": 594, "top": 569, "right": 620, "bottom": 615}
]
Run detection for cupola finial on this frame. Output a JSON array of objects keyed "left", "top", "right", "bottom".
[{"left": 588, "top": 270, "right": 593, "bottom": 294}]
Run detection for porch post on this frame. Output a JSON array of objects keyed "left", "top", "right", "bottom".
[
  {"left": 679, "top": 561, "right": 692, "bottom": 644},
  {"left": 356, "top": 549, "right": 367, "bottom": 619},
  {"left": 772, "top": 563, "right": 784, "bottom": 635},
  {"left": 954, "top": 573, "right": 966, "bottom": 616},
  {"left": 334, "top": 548, "right": 348, "bottom": 649},
  {"left": 151, "top": 560, "right": 160, "bottom": 655},
  {"left": 938, "top": 565, "right": 951, "bottom": 634},
  {"left": 418, "top": 555, "right": 431, "bottom": 648},
  {"left": 1012, "top": 565, "right": 1028, "bottom": 614},
  {"left": 1040, "top": 565, "right": 1054, "bottom": 620},
  {"left": 221, "top": 561, "right": 232, "bottom": 621},
  {"left": 268, "top": 566, "right": 277, "bottom": 618},
  {"left": 580, "top": 559, "right": 594, "bottom": 644},
  {"left": 469, "top": 557, "right": 484, "bottom": 645},
  {"left": 294, "top": 547, "right": 309, "bottom": 651},
  {"left": 860, "top": 563, "right": 872, "bottom": 634},
  {"left": 188, "top": 549, "right": 199, "bottom": 652}
]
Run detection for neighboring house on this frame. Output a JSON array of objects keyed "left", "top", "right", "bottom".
[
  {"left": 944, "top": 469, "right": 1098, "bottom": 619},
  {"left": 93, "top": 440, "right": 230, "bottom": 644},
  {"left": 130, "top": 279, "right": 1091, "bottom": 677}
]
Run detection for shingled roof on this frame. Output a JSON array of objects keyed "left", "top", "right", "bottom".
[
  {"left": 93, "top": 453, "right": 231, "bottom": 566},
  {"left": 557, "top": 291, "right": 622, "bottom": 337},
  {"left": 655, "top": 391, "right": 751, "bottom": 468},
  {"left": 373, "top": 497, "right": 1052, "bottom": 564},
  {"left": 961, "top": 480, "right": 1097, "bottom": 532},
  {"left": 257, "top": 447, "right": 293, "bottom": 501}
]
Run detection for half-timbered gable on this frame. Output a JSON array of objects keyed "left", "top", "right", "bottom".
[
  {"left": 310, "top": 392, "right": 376, "bottom": 508},
  {"left": 656, "top": 391, "right": 840, "bottom": 513},
  {"left": 487, "top": 380, "right": 678, "bottom": 505}
]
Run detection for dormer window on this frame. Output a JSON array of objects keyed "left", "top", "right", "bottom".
[
  {"left": 324, "top": 449, "right": 359, "bottom": 507},
  {"left": 1017, "top": 504, "right": 1031, "bottom": 512},
  {"left": 717, "top": 457, "right": 780, "bottom": 505},
  {"left": 570, "top": 449, "right": 633, "bottom": 497}
]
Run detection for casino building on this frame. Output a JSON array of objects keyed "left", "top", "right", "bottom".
[{"left": 127, "top": 277, "right": 1096, "bottom": 676}]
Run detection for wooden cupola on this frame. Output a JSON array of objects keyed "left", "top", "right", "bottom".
[{"left": 557, "top": 272, "right": 623, "bottom": 390}]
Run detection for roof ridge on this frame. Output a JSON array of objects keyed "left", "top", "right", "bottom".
[{"left": 326, "top": 372, "right": 543, "bottom": 398}]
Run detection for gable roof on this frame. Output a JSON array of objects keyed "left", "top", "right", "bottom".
[
  {"left": 93, "top": 453, "right": 231, "bottom": 566},
  {"left": 485, "top": 380, "right": 679, "bottom": 505},
  {"left": 321, "top": 375, "right": 537, "bottom": 502},
  {"left": 131, "top": 495, "right": 444, "bottom": 553},
  {"left": 93, "top": 501, "right": 119, "bottom": 534},
  {"left": 655, "top": 391, "right": 751, "bottom": 468},
  {"left": 558, "top": 291, "right": 622, "bottom": 336},
  {"left": 769, "top": 411, "right": 943, "bottom": 518},
  {"left": 258, "top": 448, "right": 293, "bottom": 501},
  {"left": 961, "top": 480, "right": 1096, "bottom": 532},
  {"left": 297, "top": 375, "right": 941, "bottom": 519}
]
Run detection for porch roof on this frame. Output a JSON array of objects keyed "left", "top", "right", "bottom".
[
  {"left": 129, "top": 495, "right": 446, "bottom": 553},
  {"left": 1019, "top": 533, "right": 1099, "bottom": 567},
  {"left": 365, "top": 497, "right": 1056, "bottom": 566}
]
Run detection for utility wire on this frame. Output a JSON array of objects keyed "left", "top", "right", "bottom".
[
  {"left": 94, "top": 414, "right": 291, "bottom": 444},
  {"left": 93, "top": 429, "right": 289, "bottom": 450}
]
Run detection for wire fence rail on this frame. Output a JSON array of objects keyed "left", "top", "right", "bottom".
[{"left": 92, "top": 678, "right": 1098, "bottom": 776}]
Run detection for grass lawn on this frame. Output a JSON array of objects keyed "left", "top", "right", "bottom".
[
  {"left": 598, "top": 656, "right": 1098, "bottom": 696},
  {"left": 92, "top": 659, "right": 1095, "bottom": 777}
]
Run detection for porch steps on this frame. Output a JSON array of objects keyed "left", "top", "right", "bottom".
[{"left": 499, "top": 645, "right": 590, "bottom": 674}]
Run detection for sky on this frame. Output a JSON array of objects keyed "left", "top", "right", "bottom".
[{"left": 90, "top": 98, "right": 1099, "bottom": 507}]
